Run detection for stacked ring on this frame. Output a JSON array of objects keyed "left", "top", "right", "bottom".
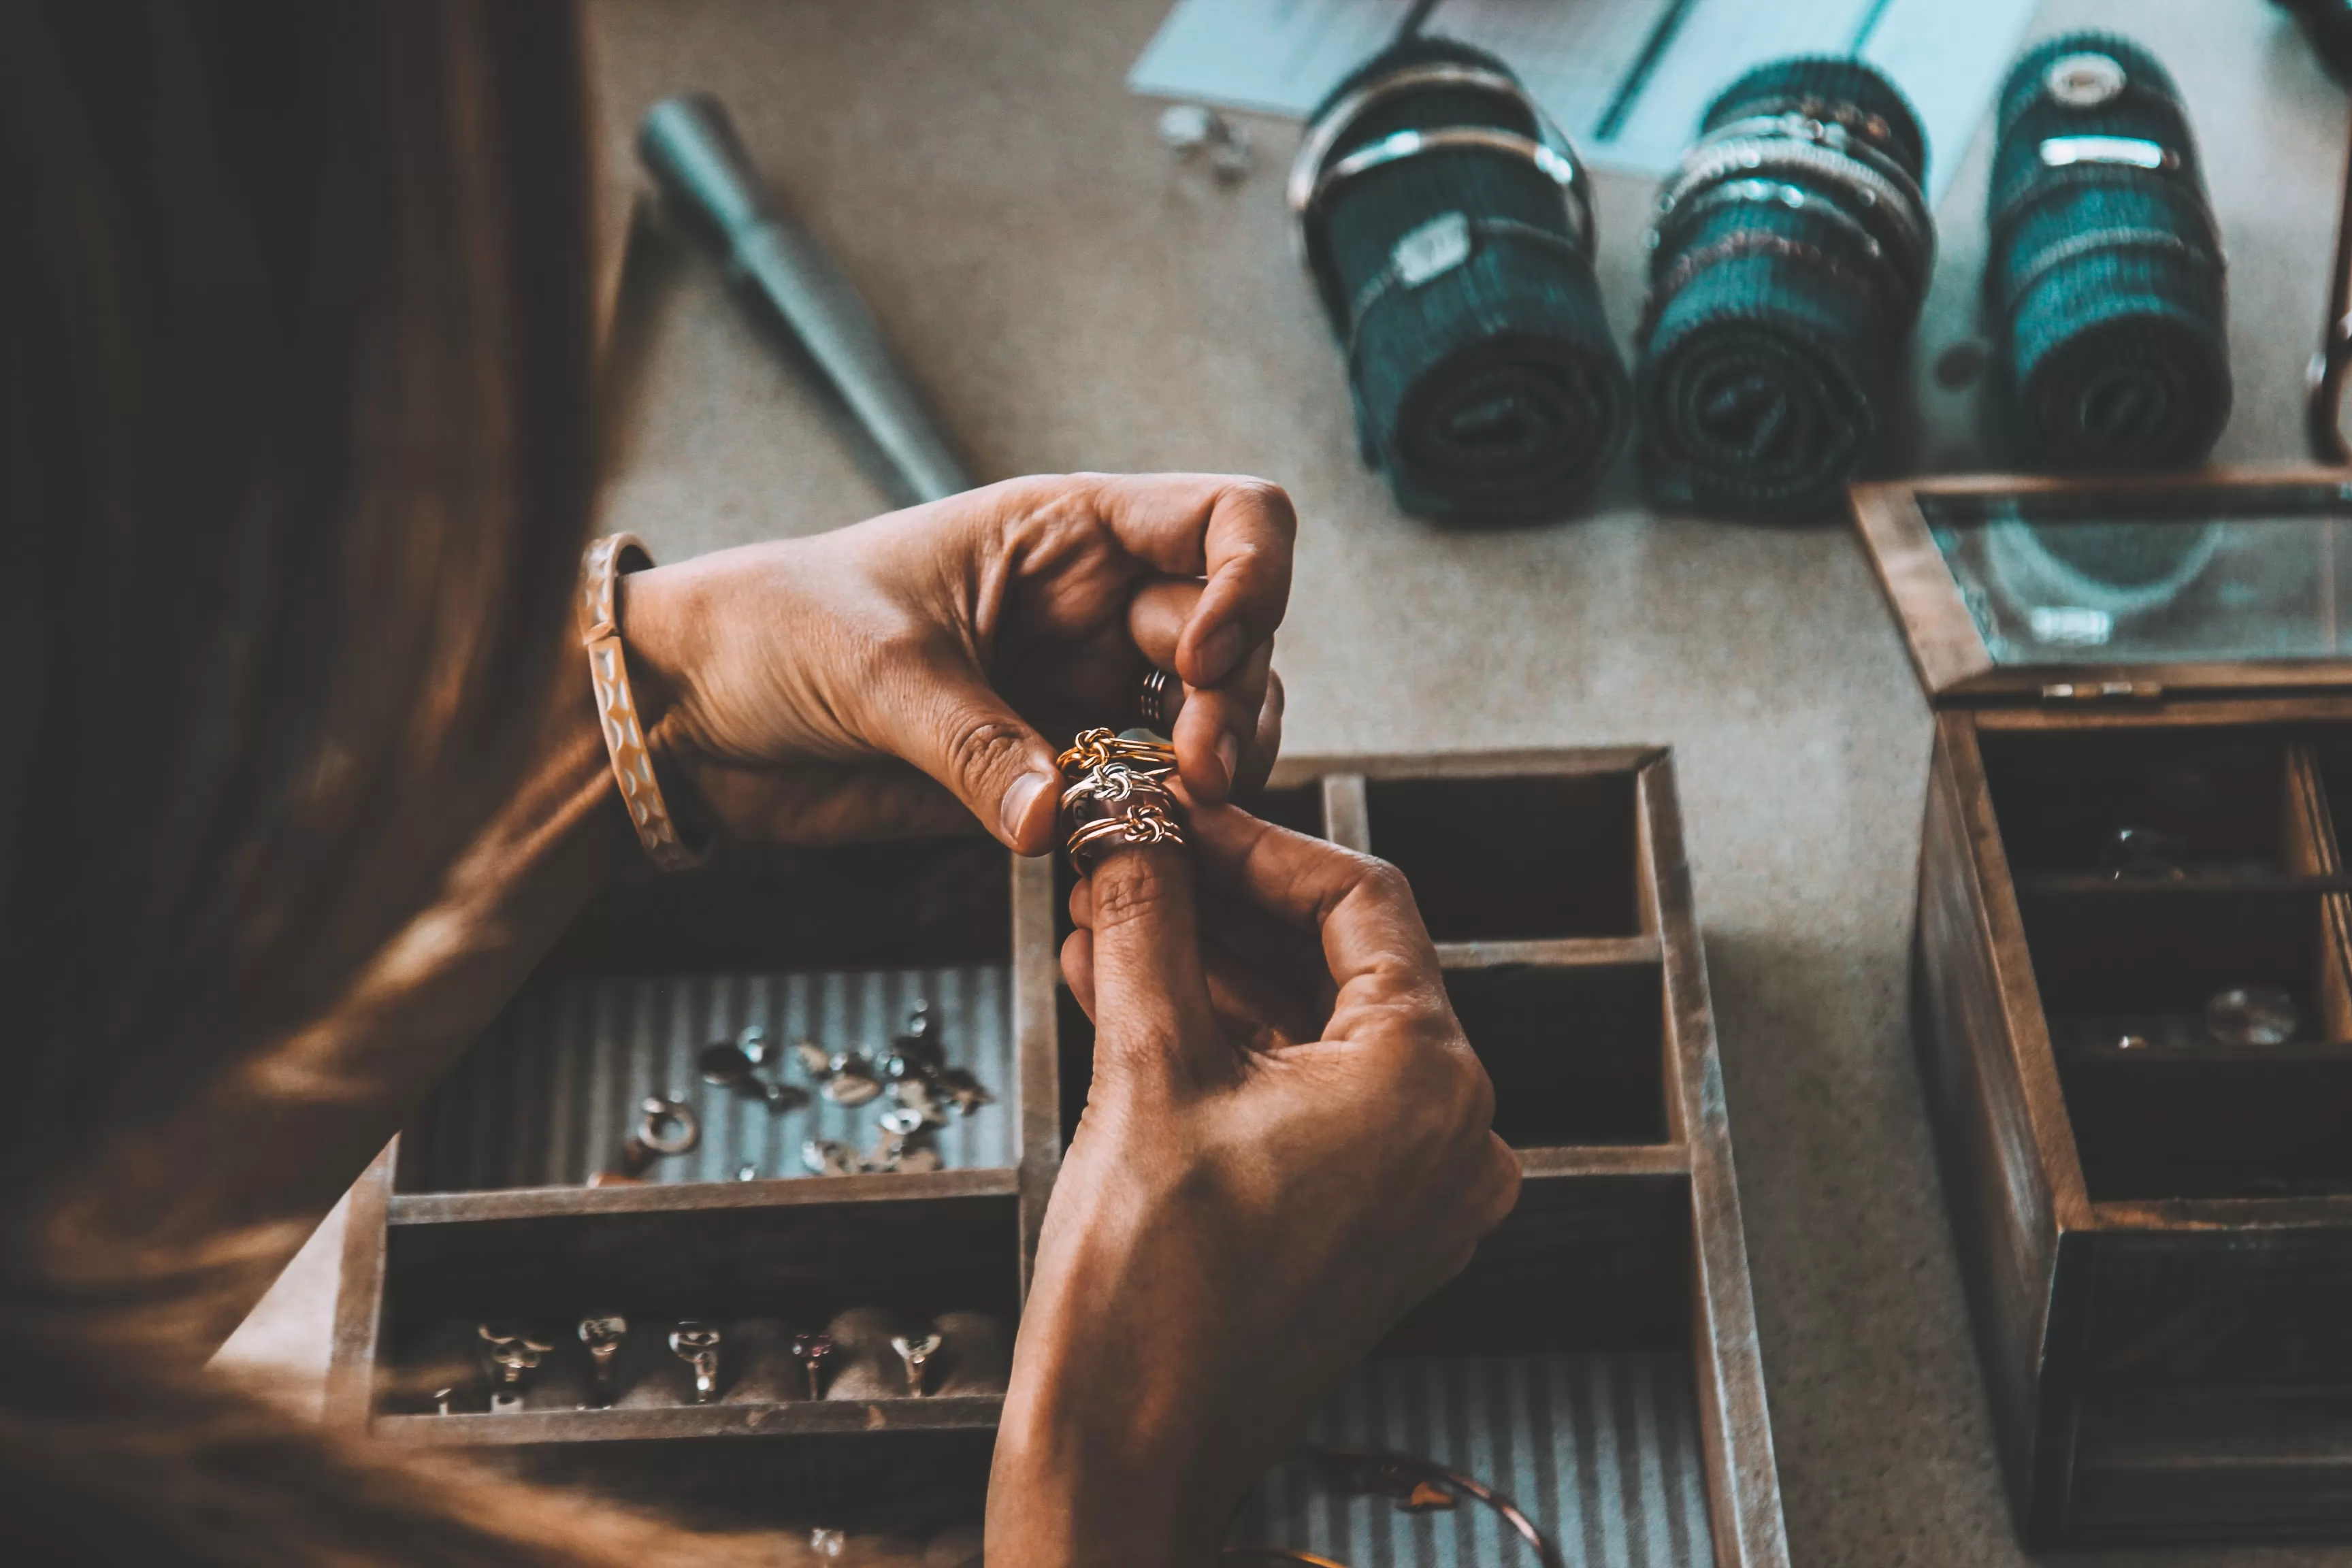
[{"left": 1058, "top": 727, "right": 1186, "bottom": 868}]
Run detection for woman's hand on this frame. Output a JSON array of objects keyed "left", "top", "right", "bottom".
[
  {"left": 988, "top": 806, "right": 1522, "bottom": 1568},
  {"left": 613, "top": 474, "right": 1292, "bottom": 851}
]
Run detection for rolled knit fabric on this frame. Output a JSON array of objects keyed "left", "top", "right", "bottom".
[
  {"left": 1638, "top": 57, "right": 1931, "bottom": 518},
  {"left": 1989, "top": 33, "right": 2230, "bottom": 471},
  {"left": 1300, "top": 38, "right": 1629, "bottom": 525}
]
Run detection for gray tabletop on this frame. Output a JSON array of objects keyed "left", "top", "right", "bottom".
[{"left": 220, "top": 1, "right": 2352, "bottom": 1563}]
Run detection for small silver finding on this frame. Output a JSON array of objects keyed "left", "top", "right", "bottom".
[
  {"left": 2205, "top": 986, "right": 2300, "bottom": 1048},
  {"left": 821, "top": 1052, "right": 884, "bottom": 1107},
  {"left": 890, "top": 1332, "right": 943, "bottom": 1397},
  {"left": 804, "top": 1137, "right": 862, "bottom": 1177},
  {"left": 1158, "top": 102, "right": 1253, "bottom": 182},
  {"left": 670, "top": 1323, "right": 723, "bottom": 1403},
  {"left": 636, "top": 1094, "right": 700, "bottom": 1156},
  {"left": 578, "top": 1315, "right": 627, "bottom": 1407},
  {"left": 478, "top": 1322, "right": 553, "bottom": 1414}
]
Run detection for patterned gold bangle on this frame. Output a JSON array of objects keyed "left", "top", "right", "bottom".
[{"left": 579, "top": 533, "right": 709, "bottom": 872}]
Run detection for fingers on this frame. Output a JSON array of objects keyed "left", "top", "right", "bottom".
[
  {"left": 1129, "top": 581, "right": 1280, "bottom": 802},
  {"left": 909, "top": 664, "right": 1065, "bottom": 855},
  {"left": 1185, "top": 805, "right": 1441, "bottom": 1004},
  {"left": 1087, "top": 475, "right": 1295, "bottom": 687},
  {"left": 1081, "top": 844, "right": 1230, "bottom": 1091},
  {"left": 1063, "top": 922, "right": 1324, "bottom": 1055}
]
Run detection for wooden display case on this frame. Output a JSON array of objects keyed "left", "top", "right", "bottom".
[
  {"left": 329, "top": 749, "right": 1788, "bottom": 1565},
  {"left": 1853, "top": 468, "right": 2352, "bottom": 1546}
]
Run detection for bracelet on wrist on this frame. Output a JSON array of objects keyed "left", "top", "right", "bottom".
[{"left": 578, "top": 533, "right": 710, "bottom": 872}]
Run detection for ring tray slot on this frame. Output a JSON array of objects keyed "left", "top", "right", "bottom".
[
  {"left": 1443, "top": 962, "right": 1667, "bottom": 1146},
  {"left": 334, "top": 748, "right": 1784, "bottom": 1566},
  {"left": 1365, "top": 772, "right": 1644, "bottom": 941},
  {"left": 1986, "top": 728, "right": 2352, "bottom": 1202}
]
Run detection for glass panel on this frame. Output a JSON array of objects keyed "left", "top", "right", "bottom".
[{"left": 1922, "top": 481, "right": 2352, "bottom": 666}]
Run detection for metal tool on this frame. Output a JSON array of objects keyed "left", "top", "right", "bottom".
[{"left": 639, "top": 93, "right": 972, "bottom": 504}]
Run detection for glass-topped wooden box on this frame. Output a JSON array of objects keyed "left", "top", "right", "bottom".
[{"left": 1852, "top": 468, "right": 2352, "bottom": 1547}]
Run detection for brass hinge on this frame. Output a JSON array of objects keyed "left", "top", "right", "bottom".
[{"left": 2038, "top": 680, "right": 2164, "bottom": 704}]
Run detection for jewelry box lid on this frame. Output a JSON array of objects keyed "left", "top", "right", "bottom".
[{"left": 1848, "top": 466, "right": 2352, "bottom": 706}]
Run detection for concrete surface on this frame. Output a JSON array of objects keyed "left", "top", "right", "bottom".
[{"left": 220, "top": 1, "right": 2352, "bottom": 1561}]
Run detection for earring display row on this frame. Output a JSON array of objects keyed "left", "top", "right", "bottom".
[
  {"left": 1853, "top": 469, "right": 2352, "bottom": 1547},
  {"left": 329, "top": 748, "right": 1788, "bottom": 1564}
]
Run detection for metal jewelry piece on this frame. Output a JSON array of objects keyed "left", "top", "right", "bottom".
[
  {"left": 1300, "top": 1448, "right": 1563, "bottom": 1568},
  {"left": 638, "top": 1094, "right": 700, "bottom": 1156},
  {"left": 578, "top": 1315, "right": 628, "bottom": 1407},
  {"left": 699, "top": 1030, "right": 811, "bottom": 1111},
  {"left": 2205, "top": 986, "right": 2301, "bottom": 1047},
  {"left": 669, "top": 1323, "right": 723, "bottom": 1403},
  {"left": 870, "top": 1127, "right": 942, "bottom": 1174},
  {"left": 821, "top": 1052, "right": 883, "bottom": 1106},
  {"left": 882, "top": 1002, "right": 943, "bottom": 1080},
  {"left": 803, "top": 1138, "right": 862, "bottom": 1177},
  {"left": 890, "top": 1333, "right": 942, "bottom": 1397},
  {"left": 790, "top": 1330, "right": 835, "bottom": 1400},
  {"left": 1158, "top": 103, "right": 1253, "bottom": 182},
  {"left": 1137, "top": 666, "right": 1179, "bottom": 733},
  {"left": 2100, "top": 824, "right": 2191, "bottom": 880},
  {"left": 1056, "top": 726, "right": 1178, "bottom": 778},
  {"left": 1060, "top": 728, "right": 1186, "bottom": 868},
  {"left": 936, "top": 1067, "right": 994, "bottom": 1115},
  {"left": 477, "top": 1322, "right": 554, "bottom": 1414}
]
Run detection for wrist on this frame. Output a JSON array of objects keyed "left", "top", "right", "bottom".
[
  {"left": 987, "top": 1211, "right": 1241, "bottom": 1568},
  {"left": 606, "top": 561, "right": 717, "bottom": 839}
]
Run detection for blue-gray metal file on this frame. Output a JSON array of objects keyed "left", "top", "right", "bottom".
[{"left": 639, "top": 93, "right": 973, "bottom": 504}]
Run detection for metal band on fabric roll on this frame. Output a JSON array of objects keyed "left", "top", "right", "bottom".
[
  {"left": 1636, "top": 56, "right": 1932, "bottom": 519},
  {"left": 1988, "top": 33, "right": 2231, "bottom": 472},
  {"left": 1290, "top": 39, "right": 1629, "bottom": 525}
]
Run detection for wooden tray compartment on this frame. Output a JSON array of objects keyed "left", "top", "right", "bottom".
[{"left": 332, "top": 748, "right": 1786, "bottom": 1566}]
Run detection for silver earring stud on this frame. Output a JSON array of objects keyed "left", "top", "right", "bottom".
[
  {"left": 790, "top": 1330, "right": 835, "bottom": 1400},
  {"left": 578, "top": 1315, "right": 627, "bottom": 1407},
  {"left": 2206, "top": 985, "right": 2300, "bottom": 1047},
  {"left": 478, "top": 1322, "right": 553, "bottom": 1413},
  {"left": 890, "top": 1332, "right": 941, "bottom": 1396},
  {"left": 669, "top": 1323, "right": 723, "bottom": 1403}
]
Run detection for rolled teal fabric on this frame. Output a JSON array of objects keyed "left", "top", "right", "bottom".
[
  {"left": 1299, "top": 39, "right": 1629, "bottom": 525},
  {"left": 1989, "top": 33, "right": 2230, "bottom": 471},
  {"left": 1637, "top": 57, "right": 1931, "bottom": 519}
]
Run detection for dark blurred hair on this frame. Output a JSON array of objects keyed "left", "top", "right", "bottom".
[{"left": 0, "top": 3, "right": 800, "bottom": 1561}]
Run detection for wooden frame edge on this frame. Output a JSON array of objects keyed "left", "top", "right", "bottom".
[
  {"left": 324, "top": 1141, "right": 399, "bottom": 1431},
  {"left": 1639, "top": 756, "right": 1791, "bottom": 1568}
]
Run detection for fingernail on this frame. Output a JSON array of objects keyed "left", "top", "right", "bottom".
[
  {"left": 1195, "top": 623, "right": 1244, "bottom": 683},
  {"left": 1215, "top": 732, "right": 1239, "bottom": 791},
  {"left": 1000, "top": 770, "right": 1051, "bottom": 845}
]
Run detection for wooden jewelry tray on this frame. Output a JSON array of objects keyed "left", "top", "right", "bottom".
[{"left": 329, "top": 749, "right": 1788, "bottom": 1565}]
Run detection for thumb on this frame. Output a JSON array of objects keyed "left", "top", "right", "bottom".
[
  {"left": 904, "top": 666, "right": 1064, "bottom": 853},
  {"left": 1085, "top": 839, "right": 1228, "bottom": 1094}
]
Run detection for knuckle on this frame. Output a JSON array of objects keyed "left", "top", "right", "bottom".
[
  {"left": 1086, "top": 858, "right": 1180, "bottom": 929},
  {"left": 943, "top": 715, "right": 1030, "bottom": 784},
  {"left": 1223, "top": 476, "right": 1296, "bottom": 529}
]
